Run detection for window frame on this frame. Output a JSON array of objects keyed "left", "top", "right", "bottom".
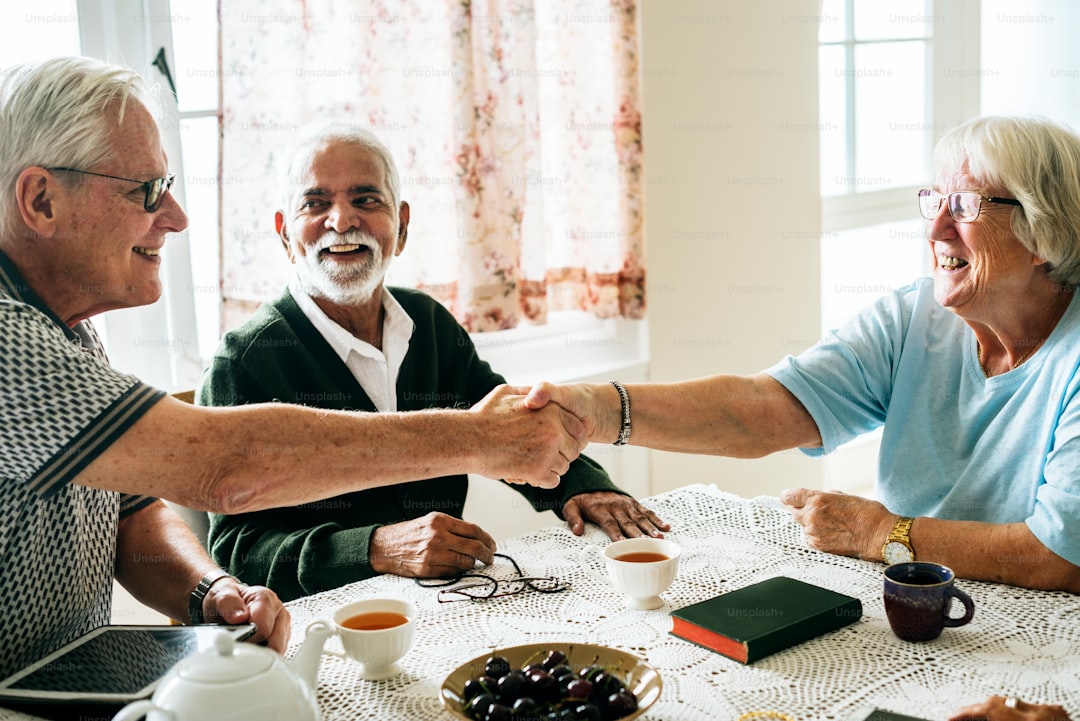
[{"left": 820, "top": 0, "right": 982, "bottom": 235}]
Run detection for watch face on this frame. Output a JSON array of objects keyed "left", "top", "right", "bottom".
[{"left": 883, "top": 541, "right": 914, "bottom": 565}]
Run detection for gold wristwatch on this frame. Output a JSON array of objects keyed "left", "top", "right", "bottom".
[{"left": 881, "top": 516, "right": 916, "bottom": 564}]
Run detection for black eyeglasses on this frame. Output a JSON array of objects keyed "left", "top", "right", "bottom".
[
  {"left": 918, "top": 188, "right": 1022, "bottom": 223},
  {"left": 48, "top": 167, "right": 176, "bottom": 213},
  {"left": 415, "top": 553, "right": 569, "bottom": 602}
]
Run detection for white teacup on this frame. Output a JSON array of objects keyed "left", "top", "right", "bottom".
[
  {"left": 580, "top": 537, "right": 682, "bottom": 610},
  {"left": 323, "top": 598, "right": 417, "bottom": 680}
]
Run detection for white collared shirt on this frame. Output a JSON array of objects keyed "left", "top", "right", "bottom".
[{"left": 289, "top": 279, "right": 414, "bottom": 412}]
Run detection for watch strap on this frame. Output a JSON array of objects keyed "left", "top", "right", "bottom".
[
  {"left": 188, "top": 569, "right": 235, "bottom": 624},
  {"left": 882, "top": 516, "right": 916, "bottom": 562}
]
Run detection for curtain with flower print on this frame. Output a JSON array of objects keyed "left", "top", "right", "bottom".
[{"left": 220, "top": 0, "right": 645, "bottom": 332}]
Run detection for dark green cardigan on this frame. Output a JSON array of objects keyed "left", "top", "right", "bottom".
[{"left": 198, "top": 287, "right": 620, "bottom": 601}]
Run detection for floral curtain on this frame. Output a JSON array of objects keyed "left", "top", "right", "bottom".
[{"left": 220, "top": 0, "right": 645, "bottom": 332}]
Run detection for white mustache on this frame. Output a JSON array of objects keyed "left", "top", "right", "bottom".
[{"left": 315, "top": 231, "right": 375, "bottom": 253}]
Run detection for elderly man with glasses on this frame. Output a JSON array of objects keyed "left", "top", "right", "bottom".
[
  {"left": 0, "top": 57, "right": 587, "bottom": 680},
  {"left": 197, "top": 121, "right": 668, "bottom": 602},
  {"left": 528, "top": 115, "right": 1080, "bottom": 595}
]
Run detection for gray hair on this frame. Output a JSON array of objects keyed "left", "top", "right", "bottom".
[
  {"left": 933, "top": 115, "right": 1080, "bottom": 286},
  {"left": 277, "top": 120, "right": 401, "bottom": 225},
  {"left": 0, "top": 57, "right": 151, "bottom": 240}
]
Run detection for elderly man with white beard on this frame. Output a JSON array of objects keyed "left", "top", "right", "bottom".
[{"left": 197, "top": 122, "right": 667, "bottom": 601}]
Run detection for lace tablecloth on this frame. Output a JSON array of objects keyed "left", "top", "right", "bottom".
[
  {"left": 1, "top": 484, "right": 1076, "bottom": 721},
  {"left": 284, "top": 484, "right": 1079, "bottom": 721}
]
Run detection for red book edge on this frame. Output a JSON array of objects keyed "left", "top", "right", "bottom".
[{"left": 670, "top": 616, "right": 748, "bottom": 663}]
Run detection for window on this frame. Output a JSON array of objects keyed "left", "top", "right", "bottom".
[
  {"left": 818, "top": 0, "right": 979, "bottom": 333},
  {"left": 168, "top": 0, "right": 221, "bottom": 366},
  {"left": 816, "top": 0, "right": 979, "bottom": 491}
]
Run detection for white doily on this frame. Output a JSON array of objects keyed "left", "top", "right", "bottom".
[{"left": 1, "top": 484, "right": 1076, "bottom": 721}]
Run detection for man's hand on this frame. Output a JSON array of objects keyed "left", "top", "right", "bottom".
[
  {"left": 470, "top": 385, "right": 587, "bottom": 488},
  {"left": 202, "top": 578, "right": 290, "bottom": 653},
  {"left": 369, "top": 512, "right": 497, "bottom": 578},
  {"left": 780, "top": 487, "right": 893, "bottom": 561},
  {"left": 950, "top": 696, "right": 1072, "bottom": 721},
  {"left": 525, "top": 382, "right": 620, "bottom": 444},
  {"left": 562, "top": 492, "right": 670, "bottom": 540}
]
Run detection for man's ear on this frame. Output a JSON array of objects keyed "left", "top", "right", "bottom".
[
  {"left": 395, "top": 201, "right": 410, "bottom": 256},
  {"left": 274, "top": 211, "right": 295, "bottom": 262},
  {"left": 16, "top": 168, "right": 61, "bottom": 238}
]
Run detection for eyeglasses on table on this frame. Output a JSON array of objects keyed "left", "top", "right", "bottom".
[{"left": 415, "top": 553, "right": 570, "bottom": 602}]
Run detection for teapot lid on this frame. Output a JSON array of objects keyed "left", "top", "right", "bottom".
[{"left": 178, "top": 632, "right": 274, "bottom": 683}]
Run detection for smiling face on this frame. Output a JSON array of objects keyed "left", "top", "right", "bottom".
[
  {"left": 927, "top": 166, "right": 1043, "bottom": 323},
  {"left": 280, "top": 140, "right": 407, "bottom": 309},
  {"left": 50, "top": 100, "right": 188, "bottom": 323}
]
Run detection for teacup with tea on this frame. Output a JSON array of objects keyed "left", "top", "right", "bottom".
[
  {"left": 323, "top": 598, "right": 417, "bottom": 680},
  {"left": 580, "top": 537, "right": 682, "bottom": 610}
]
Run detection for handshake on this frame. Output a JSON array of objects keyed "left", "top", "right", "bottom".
[{"left": 471, "top": 382, "right": 620, "bottom": 489}]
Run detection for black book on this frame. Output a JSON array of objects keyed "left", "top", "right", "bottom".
[{"left": 670, "top": 576, "right": 862, "bottom": 663}]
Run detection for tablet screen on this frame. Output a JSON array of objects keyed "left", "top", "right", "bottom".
[{"left": 0, "top": 625, "right": 255, "bottom": 702}]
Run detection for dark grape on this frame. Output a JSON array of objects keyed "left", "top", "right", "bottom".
[
  {"left": 590, "top": 671, "right": 625, "bottom": 701},
  {"left": 579, "top": 664, "right": 605, "bottom": 682},
  {"left": 551, "top": 666, "right": 576, "bottom": 683},
  {"left": 527, "top": 669, "right": 559, "bottom": 703},
  {"left": 571, "top": 702, "right": 603, "bottom": 721},
  {"left": 602, "top": 690, "right": 638, "bottom": 720},
  {"left": 467, "top": 692, "right": 496, "bottom": 720},
  {"left": 523, "top": 662, "right": 545, "bottom": 676},
  {"left": 542, "top": 649, "right": 567, "bottom": 670},
  {"left": 486, "top": 702, "right": 512, "bottom": 721},
  {"left": 460, "top": 650, "right": 640, "bottom": 721},
  {"left": 565, "top": 679, "right": 592, "bottom": 699},
  {"left": 496, "top": 669, "right": 527, "bottom": 701},
  {"left": 512, "top": 696, "right": 543, "bottom": 717},
  {"left": 485, "top": 656, "right": 512, "bottom": 680}
]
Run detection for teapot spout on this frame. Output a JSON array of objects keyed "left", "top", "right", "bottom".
[{"left": 289, "top": 620, "right": 333, "bottom": 690}]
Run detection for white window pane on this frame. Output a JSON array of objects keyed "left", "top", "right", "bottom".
[
  {"left": 170, "top": 0, "right": 218, "bottom": 112},
  {"left": 821, "top": 218, "right": 929, "bottom": 332},
  {"left": 0, "top": 2, "right": 80, "bottom": 67},
  {"left": 819, "top": 45, "right": 849, "bottom": 197},
  {"left": 179, "top": 116, "right": 222, "bottom": 360},
  {"left": 818, "top": 0, "right": 847, "bottom": 44},
  {"left": 854, "top": 0, "right": 932, "bottom": 41},
  {"left": 853, "top": 41, "right": 927, "bottom": 191}
]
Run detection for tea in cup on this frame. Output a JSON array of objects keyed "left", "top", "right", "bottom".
[
  {"left": 580, "top": 537, "right": 681, "bottom": 610},
  {"left": 883, "top": 562, "right": 974, "bottom": 642},
  {"left": 326, "top": 598, "right": 417, "bottom": 679}
]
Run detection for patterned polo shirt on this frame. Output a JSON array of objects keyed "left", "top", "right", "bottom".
[{"left": 0, "top": 249, "right": 165, "bottom": 679}]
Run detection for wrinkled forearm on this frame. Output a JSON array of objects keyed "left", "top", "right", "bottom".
[
  {"left": 907, "top": 517, "right": 1080, "bottom": 593},
  {"left": 114, "top": 501, "right": 218, "bottom": 622}
]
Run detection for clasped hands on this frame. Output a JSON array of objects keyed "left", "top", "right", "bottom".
[{"left": 471, "top": 382, "right": 615, "bottom": 489}]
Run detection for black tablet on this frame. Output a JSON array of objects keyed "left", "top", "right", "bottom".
[{"left": 0, "top": 624, "right": 255, "bottom": 705}]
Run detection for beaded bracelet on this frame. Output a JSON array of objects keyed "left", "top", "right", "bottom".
[{"left": 610, "top": 380, "right": 631, "bottom": 446}]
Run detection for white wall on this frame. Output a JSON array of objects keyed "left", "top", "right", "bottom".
[
  {"left": 640, "top": 0, "right": 825, "bottom": 497},
  {"left": 980, "top": 0, "right": 1080, "bottom": 125}
]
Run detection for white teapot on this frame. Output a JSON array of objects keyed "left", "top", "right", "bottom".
[{"left": 113, "top": 621, "right": 333, "bottom": 721}]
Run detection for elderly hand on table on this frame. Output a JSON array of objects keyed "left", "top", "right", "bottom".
[
  {"left": 370, "top": 494, "right": 671, "bottom": 579},
  {"left": 780, "top": 488, "right": 895, "bottom": 560},
  {"left": 950, "top": 695, "right": 1072, "bottom": 721},
  {"left": 563, "top": 491, "right": 670, "bottom": 540}
]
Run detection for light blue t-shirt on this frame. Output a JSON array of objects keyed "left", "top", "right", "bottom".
[{"left": 767, "top": 277, "right": 1080, "bottom": 566}]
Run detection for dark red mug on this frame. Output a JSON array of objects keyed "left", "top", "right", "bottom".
[{"left": 883, "top": 562, "right": 975, "bottom": 642}]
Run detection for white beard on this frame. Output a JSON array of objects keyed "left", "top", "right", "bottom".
[{"left": 294, "top": 230, "right": 391, "bottom": 306}]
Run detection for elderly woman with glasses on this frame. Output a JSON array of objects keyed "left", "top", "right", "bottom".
[{"left": 526, "top": 115, "right": 1080, "bottom": 594}]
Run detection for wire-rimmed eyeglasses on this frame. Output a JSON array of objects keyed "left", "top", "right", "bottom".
[
  {"left": 48, "top": 167, "right": 176, "bottom": 213},
  {"left": 918, "top": 188, "right": 1022, "bottom": 223},
  {"left": 415, "top": 553, "right": 569, "bottom": 602}
]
